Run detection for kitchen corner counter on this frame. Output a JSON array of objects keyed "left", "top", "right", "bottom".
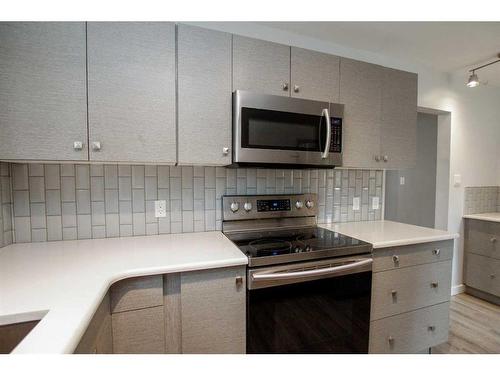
[
  {"left": 463, "top": 212, "right": 500, "bottom": 223},
  {"left": 0, "top": 231, "right": 247, "bottom": 354},
  {"left": 320, "top": 220, "right": 458, "bottom": 249}
]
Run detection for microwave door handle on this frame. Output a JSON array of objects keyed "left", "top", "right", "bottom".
[
  {"left": 252, "top": 258, "right": 373, "bottom": 282},
  {"left": 321, "top": 108, "right": 331, "bottom": 159}
]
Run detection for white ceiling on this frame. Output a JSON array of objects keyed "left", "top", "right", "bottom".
[{"left": 257, "top": 22, "right": 500, "bottom": 86}]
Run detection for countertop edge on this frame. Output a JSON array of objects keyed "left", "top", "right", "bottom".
[
  {"left": 370, "top": 233, "right": 459, "bottom": 249},
  {"left": 463, "top": 214, "right": 500, "bottom": 223}
]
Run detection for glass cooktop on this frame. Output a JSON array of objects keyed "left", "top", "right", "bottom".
[{"left": 224, "top": 226, "right": 372, "bottom": 267}]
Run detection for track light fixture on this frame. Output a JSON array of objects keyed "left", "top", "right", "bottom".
[{"left": 466, "top": 53, "right": 500, "bottom": 88}]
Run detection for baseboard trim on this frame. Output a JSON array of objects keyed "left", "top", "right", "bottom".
[{"left": 451, "top": 284, "right": 465, "bottom": 296}]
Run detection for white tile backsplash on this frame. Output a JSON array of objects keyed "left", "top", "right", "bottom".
[{"left": 0, "top": 163, "right": 384, "bottom": 245}]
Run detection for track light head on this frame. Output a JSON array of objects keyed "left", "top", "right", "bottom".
[{"left": 467, "top": 71, "right": 480, "bottom": 88}]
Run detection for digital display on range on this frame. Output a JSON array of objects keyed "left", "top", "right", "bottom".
[{"left": 257, "top": 199, "right": 291, "bottom": 212}]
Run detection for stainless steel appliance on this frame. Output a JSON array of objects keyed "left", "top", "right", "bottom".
[
  {"left": 233, "top": 90, "right": 344, "bottom": 168},
  {"left": 222, "top": 193, "right": 373, "bottom": 353}
]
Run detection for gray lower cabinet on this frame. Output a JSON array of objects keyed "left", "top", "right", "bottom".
[
  {"left": 464, "top": 219, "right": 500, "bottom": 303},
  {"left": 177, "top": 24, "right": 232, "bottom": 166},
  {"left": 180, "top": 266, "right": 246, "bottom": 353},
  {"left": 74, "top": 293, "right": 113, "bottom": 354},
  {"left": 369, "top": 240, "right": 453, "bottom": 353},
  {"left": 233, "top": 35, "right": 291, "bottom": 96},
  {"left": 290, "top": 47, "right": 340, "bottom": 102},
  {"left": 87, "top": 22, "right": 176, "bottom": 163},
  {"left": 0, "top": 22, "right": 88, "bottom": 161}
]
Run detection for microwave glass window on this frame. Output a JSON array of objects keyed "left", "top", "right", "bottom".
[{"left": 241, "top": 107, "right": 327, "bottom": 151}]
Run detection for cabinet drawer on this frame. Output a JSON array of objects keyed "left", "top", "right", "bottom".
[
  {"left": 373, "top": 240, "right": 453, "bottom": 272},
  {"left": 112, "top": 306, "right": 165, "bottom": 354},
  {"left": 466, "top": 220, "right": 500, "bottom": 260},
  {"left": 371, "top": 261, "right": 452, "bottom": 320},
  {"left": 110, "top": 275, "right": 163, "bottom": 313},
  {"left": 369, "top": 302, "right": 449, "bottom": 354},
  {"left": 465, "top": 253, "right": 500, "bottom": 297}
]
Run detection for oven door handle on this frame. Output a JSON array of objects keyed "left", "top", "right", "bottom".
[
  {"left": 321, "top": 108, "right": 331, "bottom": 159},
  {"left": 251, "top": 258, "right": 372, "bottom": 281}
]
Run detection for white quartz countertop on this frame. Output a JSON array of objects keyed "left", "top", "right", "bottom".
[
  {"left": 463, "top": 212, "right": 500, "bottom": 223},
  {"left": 320, "top": 220, "right": 458, "bottom": 248},
  {"left": 0, "top": 231, "right": 247, "bottom": 354}
]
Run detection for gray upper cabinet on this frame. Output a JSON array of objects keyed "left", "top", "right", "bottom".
[
  {"left": 380, "top": 67, "right": 418, "bottom": 169},
  {"left": 177, "top": 25, "right": 232, "bottom": 166},
  {"left": 0, "top": 22, "right": 88, "bottom": 161},
  {"left": 290, "top": 47, "right": 340, "bottom": 102},
  {"left": 339, "top": 58, "right": 383, "bottom": 169},
  {"left": 233, "top": 35, "right": 291, "bottom": 96},
  {"left": 87, "top": 22, "right": 176, "bottom": 163}
]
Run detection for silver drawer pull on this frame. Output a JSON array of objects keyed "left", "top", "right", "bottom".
[
  {"left": 235, "top": 276, "right": 243, "bottom": 286},
  {"left": 430, "top": 282, "right": 439, "bottom": 288},
  {"left": 392, "top": 255, "right": 399, "bottom": 263},
  {"left": 491, "top": 237, "right": 497, "bottom": 243},
  {"left": 490, "top": 274, "right": 496, "bottom": 279},
  {"left": 391, "top": 290, "right": 397, "bottom": 297},
  {"left": 433, "top": 248, "right": 440, "bottom": 256},
  {"left": 428, "top": 325, "right": 436, "bottom": 332},
  {"left": 73, "top": 141, "right": 83, "bottom": 151},
  {"left": 388, "top": 336, "right": 394, "bottom": 344}
]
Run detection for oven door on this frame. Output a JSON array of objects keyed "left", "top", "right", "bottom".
[
  {"left": 247, "top": 256, "right": 372, "bottom": 354},
  {"left": 233, "top": 90, "right": 343, "bottom": 167}
]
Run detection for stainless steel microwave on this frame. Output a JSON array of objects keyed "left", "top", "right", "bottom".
[{"left": 232, "top": 90, "right": 344, "bottom": 168}]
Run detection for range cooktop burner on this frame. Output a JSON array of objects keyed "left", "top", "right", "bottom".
[
  {"left": 248, "top": 238, "right": 293, "bottom": 255},
  {"left": 225, "top": 226, "right": 372, "bottom": 267}
]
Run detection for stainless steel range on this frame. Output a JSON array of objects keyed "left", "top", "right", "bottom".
[{"left": 222, "top": 193, "right": 373, "bottom": 354}]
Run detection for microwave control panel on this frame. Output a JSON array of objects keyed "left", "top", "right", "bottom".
[{"left": 330, "top": 117, "right": 342, "bottom": 153}]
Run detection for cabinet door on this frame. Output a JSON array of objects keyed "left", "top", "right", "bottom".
[
  {"left": 178, "top": 25, "right": 232, "bottom": 166},
  {"left": 0, "top": 22, "right": 88, "bottom": 161},
  {"left": 380, "top": 67, "right": 418, "bottom": 169},
  {"left": 181, "top": 266, "right": 246, "bottom": 353},
  {"left": 233, "top": 35, "right": 290, "bottom": 96},
  {"left": 87, "top": 22, "right": 176, "bottom": 163},
  {"left": 291, "top": 47, "right": 340, "bottom": 102},
  {"left": 339, "top": 58, "right": 383, "bottom": 168}
]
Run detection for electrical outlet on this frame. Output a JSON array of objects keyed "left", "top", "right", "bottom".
[
  {"left": 353, "top": 197, "right": 360, "bottom": 211},
  {"left": 154, "top": 200, "right": 167, "bottom": 218},
  {"left": 372, "top": 197, "right": 380, "bottom": 210},
  {"left": 400, "top": 176, "right": 405, "bottom": 185},
  {"left": 453, "top": 174, "right": 461, "bottom": 187}
]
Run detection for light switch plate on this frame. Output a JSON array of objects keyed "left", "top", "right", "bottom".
[
  {"left": 453, "top": 174, "right": 461, "bottom": 187},
  {"left": 400, "top": 176, "right": 405, "bottom": 185},
  {"left": 154, "top": 200, "right": 167, "bottom": 218},
  {"left": 372, "top": 197, "right": 380, "bottom": 210},
  {"left": 353, "top": 197, "right": 360, "bottom": 211}
]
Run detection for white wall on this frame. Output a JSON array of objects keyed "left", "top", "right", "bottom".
[{"left": 189, "top": 21, "right": 500, "bottom": 291}]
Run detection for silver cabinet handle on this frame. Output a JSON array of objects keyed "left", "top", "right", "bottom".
[
  {"left": 374, "top": 155, "right": 381, "bottom": 162},
  {"left": 252, "top": 258, "right": 373, "bottom": 281},
  {"left": 293, "top": 85, "right": 300, "bottom": 93},
  {"left": 391, "top": 290, "right": 397, "bottom": 298},
  {"left": 73, "top": 141, "right": 83, "bottom": 151},
  {"left": 235, "top": 276, "right": 243, "bottom": 286},
  {"left": 491, "top": 237, "right": 497, "bottom": 243},
  {"left": 388, "top": 336, "right": 395, "bottom": 344},
  {"left": 383, "top": 155, "right": 389, "bottom": 162},
  {"left": 428, "top": 325, "right": 436, "bottom": 332},
  {"left": 321, "top": 108, "right": 331, "bottom": 159},
  {"left": 222, "top": 147, "right": 229, "bottom": 155},
  {"left": 490, "top": 274, "right": 496, "bottom": 279},
  {"left": 91, "top": 141, "right": 101, "bottom": 151},
  {"left": 433, "top": 248, "right": 440, "bottom": 256},
  {"left": 392, "top": 255, "right": 399, "bottom": 263},
  {"left": 282, "top": 82, "right": 289, "bottom": 91},
  {"left": 430, "top": 282, "right": 439, "bottom": 288}
]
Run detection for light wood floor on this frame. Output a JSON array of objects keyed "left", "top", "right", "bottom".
[{"left": 433, "top": 293, "right": 500, "bottom": 354}]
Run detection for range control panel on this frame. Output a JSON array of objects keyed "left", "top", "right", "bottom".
[
  {"left": 222, "top": 194, "right": 317, "bottom": 221},
  {"left": 256, "top": 199, "right": 291, "bottom": 212}
]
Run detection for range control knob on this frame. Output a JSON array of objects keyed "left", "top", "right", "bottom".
[
  {"left": 305, "top": 200, "right": 314, "bottom": 209},
  {"left": 230, "top": 202, "right": 240, "bottom": 213},
  {"left": 244, "top": 202, "right": 253, "bottom": 212},
  {"left": 295, "top": 201, "right": 304, "bottom": 209}
]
